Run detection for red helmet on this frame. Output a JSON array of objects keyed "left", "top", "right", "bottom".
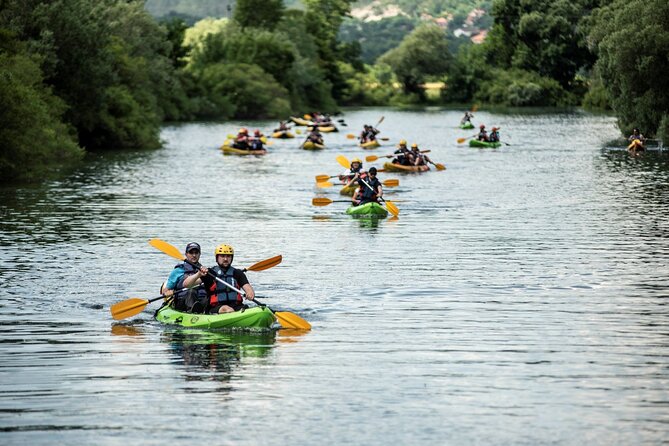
[
  {"left": 239, "top": 128, "right": 248, "bottom": 134},
  {"left": 479, "top": 125, "right": 485, "bottom": 129},
  {"left": 254, "top": 130, "right": 261, "bottom": 136}
]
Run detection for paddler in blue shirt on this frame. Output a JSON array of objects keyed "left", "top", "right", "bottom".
[
  {"left": 488, "top": 127, "right": 500, "bottom": 143},
  {"left": 161, "top": 242, "right": 207, "bottom": 313}
]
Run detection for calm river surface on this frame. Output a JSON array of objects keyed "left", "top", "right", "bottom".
[{"left": 1, "top": 108, "right": 668, "bottom": 445}]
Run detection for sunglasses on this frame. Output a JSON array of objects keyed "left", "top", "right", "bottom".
[{"left": 187, "top": 250, "right": 200, "bottom": 255}]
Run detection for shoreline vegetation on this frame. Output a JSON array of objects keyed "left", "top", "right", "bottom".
[{"left": 1, "top": 0, "right": 667, "bottom": 182}]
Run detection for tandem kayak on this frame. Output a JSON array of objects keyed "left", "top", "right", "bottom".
[
  {"left": 383, "top": 162, "right": 430, "bottom": 173},
  {"left": 359, "top": 140, "right": 380, "bottom": 149},
  {"left": 272, "top": 131, "right": 294, "bottom": 139},
  {"left": 290, "top": 116, "right": 312, "bottom": 126},
  {"left": 469, "top": 140, "right": 501, "bottom": 148},
  {"left": 628, "top": 139, "right": 645, "bottom": 152},
  {"left": 303, "top": 141, "right": 325, "bottom": 150},
  {"left": 345, "top": 202, "right": 388, "bottom": 217},
  {"left": 221, "top": 145, "right": 267, "bottom": 156},
  {"left": 155, "top": 305, "right": 276, "bottom": 330},
  {"left": 460, "top": 122, "right": 474, "bottom": 129}
]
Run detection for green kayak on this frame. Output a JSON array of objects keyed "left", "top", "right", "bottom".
[
  {"left": 345, "top": 202, "right": 388, "bottom": 217},
  {"left": 155, "top": 305, "right": 276, "bottom": 330},
  {"left": 469, "top": 139, "right": 501, "bottom": 148},
  {"left": 460, "top": 122, "right": 474, "bottom": 129}
]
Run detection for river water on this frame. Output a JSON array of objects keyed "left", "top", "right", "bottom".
[{"left": 1, "top": 108, "right": 668, "bottom": 445}]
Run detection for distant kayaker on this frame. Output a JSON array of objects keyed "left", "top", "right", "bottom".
[
  {"left": 461, "top": 111, "right": 474, "bottom": 125},
  {"left": 306, "top": 127, "right": 324, "bottom": 145},
  {"left": 477, "top": 125, "right": 489, "bottom": 142},
  {"left": 628, "top": 128, "right": 646, "bottom": 154},
  {"left": 183, "top": 244, "right": 255, "bottom": 314},
  {"left": 250, "top": 129, "right": 265, "bottom": 150},
  {"left": 411, "top": 143, "right": 433, "bottom": 166},
  {"left": 233, "top": 128, "right": 250, "bottom": 150},
  {"left": 353, "top": 166, "right": 383, "bottom": 206},
  {"left": 274, "top": 121, "right": 290, "bottom": 132},
  {"left": 341, "top": 157, "right": 364, "bottom": 186},
  {"left": 489, "top": 127, "right": 500, "bottom": 143},
  {"left": 359, "top": 124, "right": 380, "bottom": 143},
  {"left": 392, "top": 139, "right": 413, "bottom": 166},
  {"left": 161, "top": 242, "right": 208, "bottom": 313}
]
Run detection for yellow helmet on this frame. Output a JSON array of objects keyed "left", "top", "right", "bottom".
[
  {"left": 351, "top": 157, "right": 362, "bottom": 164},
  {"left": 399, "top": 139, "right": 407, "bottom": 145},
  {"left": 214, "top": 244, "right": 234, "bottom": 255},
  {"left": 411, "top": 143, "right": 418, "bottom": 148}
]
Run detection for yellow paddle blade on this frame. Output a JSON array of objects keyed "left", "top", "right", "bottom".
[
  {"left": 383, "top": 179, "right": 399, "bottom": 187},
  {"left": 385, "top": 200, "right": 399, "bottom": 217},
  {"left": 365, "top": 155, "right": 379, "bottom": 162},
  {"left": 222, "top": 140, "right": 230, "bottom": 148},
  {"left": 317, "top": 181, "right": 333, "bottom": 188},
  {"left": 315, "top": 174, "right": 331, "bottom": 183},
  {"left": 457, "top": 137, "right": 466, "bottom": 143},
  {"left": 247, "top": 255, "right": 282, "bottom": 272},
  {"left": 110, "top": 298, "right": 149, "bottom": 320},
  {"left": 148, "top": 238, "right": 184, "bottom": 261},
  {"left": 346, "top": 133, "right": 356, "bottom": 139},
  {"left": 260, "top": 136, "right": 267, "bottom": 143},
  {"left": 296, "top": 129, "right": 302, "bottom": 134},
  {"left": 435, "top": 163, "right": 446, "bottom": 171},
  {"left": 471, "top": 104, "right": 478, "bottom": 112},
  {"left": 275, "top": 311, "right": 311, "bottom": 330},
  {"left": 227, "top": 134, "right": 235, "bottom": 139},
  {"left": 312, "top": 197, "right": 334, "bottom": 206},
  {"left": 336, "top": 155, "right": 350, "bottom": 169},
  {"left": 303, "top": 114, "right": 312, "bottom": 120}
]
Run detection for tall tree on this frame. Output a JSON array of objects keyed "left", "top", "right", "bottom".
[
  {"left": 589, "top": 0, "right": 669, "bottom": 135},
  {"left": 233, "top": 0, "right": 284, "bottom": 31},
  {"left": 379, "top": 24, "right": 452, "bottom": 98}
]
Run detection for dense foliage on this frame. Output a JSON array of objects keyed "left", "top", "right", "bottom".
[{"left": 589, "top": 0, "right": 669, "bottom": 137}]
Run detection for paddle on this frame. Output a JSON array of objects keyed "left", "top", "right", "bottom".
[
  {"left": 110, "top": 285, "right": 201, "bottom": 320},
  {"left": 366, "top": 150, "right": 431, "bottom": 162},
  {"left": 346, "top": 133, "right": 389, "bottom": 141},
  {"left": 336, "top": 155, "right": 399, "bottom": 217},
  {"left": 312, "top": 197, "right": 407, "bottom": 206},
  {"left": 317, "top": 179, "right": 399, "bottom": 188},
  {"left": 314, "top": 169, "right": 388, "bottom": 183},
  {"left": 457, "top": 134, "right": 477, "bottom": 144},
  {"left": 148, "top": 239, "right": 310, "bottom": 329}
]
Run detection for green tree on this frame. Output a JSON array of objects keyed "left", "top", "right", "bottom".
[
  {"left": 233, "top": 0, "right": 284, "bottom": 31},
  {"left": 0, "top": 32, "right": 83, "bottom": 182},
  {"left": 589, "top": 0, "right": 669, "bottom": 135},
  {"left": 378, "top": 24, "right": 452, "bottom": 98}
]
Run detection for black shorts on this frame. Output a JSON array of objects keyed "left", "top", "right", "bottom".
[{"left": 209, "top": 302, "right": 247, "bottom": 314}]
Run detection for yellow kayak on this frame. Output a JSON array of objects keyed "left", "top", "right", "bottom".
[
  {"left": 290, "top": 116, "right": 312, "bottom": 126},
  {"left": 359, "top": 140, "right": 380, "bottom": 149},
  {"left": 303, "top": 141, "right": 325, "bottom": 150},
  {"left": 383, "top": 161, "right": 429, "bottom": 173},
  {"left": 318, "top": 125, "right": 337, "bottom": 133},
  {"left": 272, "top": 131, "right": 294, "bottom": 139},
  {"left": 221, "top": 145, "right": 267, "bottom": 156}
]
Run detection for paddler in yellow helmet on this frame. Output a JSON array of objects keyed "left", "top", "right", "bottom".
[
  {"left": 392, "top": 139, "right": 412, "bottom": 166},
  {"left": 341, "top": 157, "right": 365, "bottom": 188},
  {"left": 183, "top": 244, "right": 256, "bottom": 314}
]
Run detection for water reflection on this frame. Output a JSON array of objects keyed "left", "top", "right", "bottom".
[{"left": 160, "top": 329, "right": 276, "bottom": 385}]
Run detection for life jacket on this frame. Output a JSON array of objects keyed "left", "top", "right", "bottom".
[
  {"left": 478, "top": 131, "right": 488, "bottom": 141},
  {"left": 173, "top": 262, "right": 207, "bottom": 311},
  {"left": 359, "top": 176, "right": 380, "bottom": 201},
  {"left": 206, "top": 265, "right": 242, "bottom": 306},
  {"left": 250, "top": 138, "right": 264, "bottom": 150}
]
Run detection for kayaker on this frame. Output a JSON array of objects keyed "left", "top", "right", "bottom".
[
  {"left": 461, "top": 111, "right": 474, "bottom": 125},
  {"left": 233, "top": 128, "right": 250, "bottom": 149},
  {"left": 250, "top": 129, "right": 265, "bottom": 150},
  {"left": 359, "top": 124, "right": 379, "bottom": 143},
  {"left": 353, "top": 166, "right": 383, "bottom": 206},
  {"left": 392, "top": 139, "right": 413, "bottom": 165},
  {"left": 183, "top": 244, "right": 256, "bottom": 314},
  {"left": 161, "top": 242, "right": 208, "bottom": 313},
  {"left": 341, "top": 157, "right": 364, "bottom": 186},
  {"left": 274, "top": 121, "right": 291, "bottom": 132},
  {"left": 306, "top": 127, "right": 324, "bottom": 145},
  {"left": 628, "top": 128, "right": 646, "bottom": 154},
  {"left": 477, "top": 125, "right": 489, "bottom": 142},
  {"left": 411, "top": 143, "right": 433, "bottom": 166},
  {"left": 489, "top": 127, "right": 500, "bottom": 143}
]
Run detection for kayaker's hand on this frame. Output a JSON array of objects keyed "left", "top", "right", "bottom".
[
  {"left": 164, "top": 289, "right": 174, "bottom": 297},
  {"left": 198, "top": 266, "right": 208, "bottom": 276},
  {"left": 245, "top": 289, "right": 255, "bottom": 300}
]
